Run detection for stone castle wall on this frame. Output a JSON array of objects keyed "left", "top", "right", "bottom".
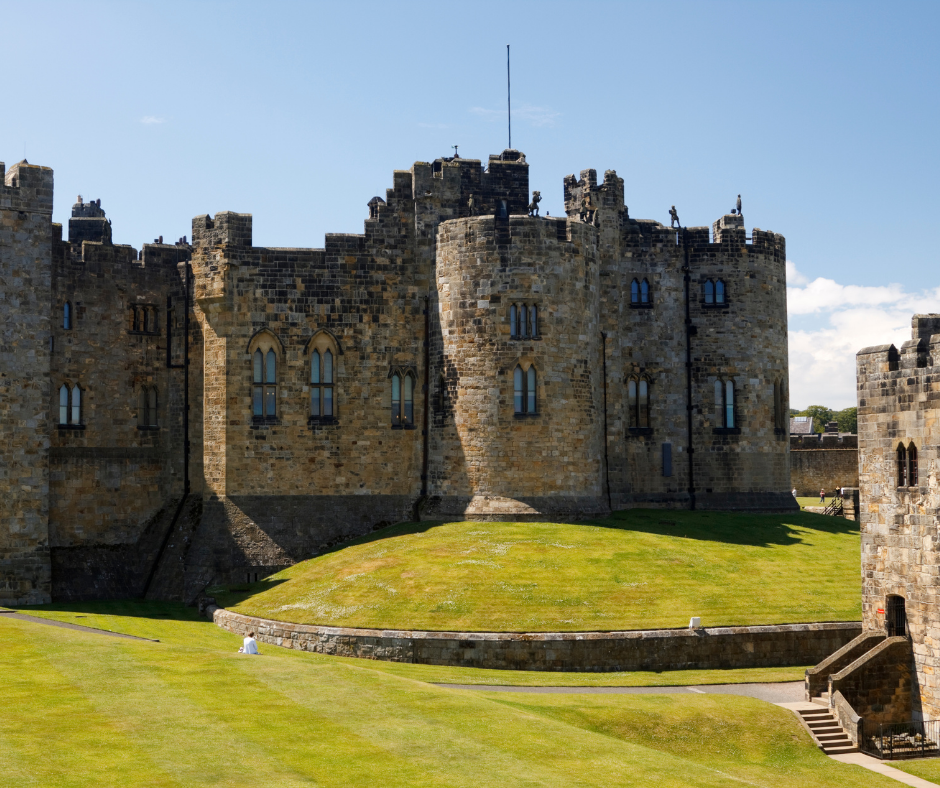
[
  {"left": 0, "top": 161, "right": 54, "bottom": 604},
  {"left": 0, "top": 149, "right": 797, "bottom": 604},
  {"left": 789, "top": 435, "right": 859, "bottom": 496},
  {"left": 857, "top": 315, "right": 940, "bottom": 720}
]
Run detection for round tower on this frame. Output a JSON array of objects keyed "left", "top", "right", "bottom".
[{"left": 428, "top": 215, "right": 609, "bottom": 520}]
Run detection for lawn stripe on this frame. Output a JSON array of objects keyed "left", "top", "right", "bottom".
[{"left": 0, "top": 618, "right": 182, "bottom": 787}]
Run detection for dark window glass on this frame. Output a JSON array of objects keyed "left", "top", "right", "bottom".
[
  {"left": 724, "top": 380, "right": 734, "bottom": 428},
  {"left": 59, "top": 384, "right": 68, "bottom": 424},
  {"left": 631, "top": 279, "right": 639, "bottom": 303},
  {"left": 640, "top": 279, "right": 650, "bottom": 304},
  {"left": 628, "top": 379, "right": 637, "bottom": 428},
  {"left": 639, "top": 379, "right": 649, "bottom": 427},
  {"left": 704, "top": 280, "right": 714, "bottom": 304},
  {"left": 526, "top": 366, "right": 536, "bottom": 414},
  {"left": 391, "top": 374, "right": 401, "bottom": 425},
  {"left": 510, "top": 304, "right": 517, "bottom": 337},
  {"left": 520, "top": 305, "right": 528, "bottom": 338},
  {"left": 404, "top": 375, "right": 414, "bottom": 425},
  {"left": 530, "top": 304, "right": 538, "bottom": 337},
  {"left": 71, "top": 386, "right": 81, "bottom": 425},
  {"left": 514, "top": 366, "right": 524, "bottom": 414},
  {"left": 716, "top": 279, "right": 726, "bottom": 304},
  {"left": 909, "top": 443, "right": 918, "bottom": 486},
  {"left": 64, "top": 302, "right": 71, "bottom": 330},
  {"left": 898, "top": 444, "right": 907, "bottom": 487}
]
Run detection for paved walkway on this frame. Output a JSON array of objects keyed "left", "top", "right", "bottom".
[
  {"left": 0, "top": 610, "right": 158, "bottom": 641},
  {"left": 438, "top": 680, "right": 804, "bottom": 703}
]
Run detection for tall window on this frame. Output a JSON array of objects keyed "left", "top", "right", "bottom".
[
  {"left": 640, "top": 279, "right": 650, "bottom": 303},
  {"left": 909, "top": 442, "right": 918, "bottom": 486},
  {"left": 630, "top": 279, "right": 639, "bottom": 303},
  {"left": 64, "top": 301, "right": 72, "bottom": 330},
  {"left": 627, "top": 377, "right": 650, "bottom": 428},
  {"left": 715, "top": 378, "right": 735, "bottom": 428},
  {"left": 139, "top": 387, "right": 158, "bottom": 427},
  {"left": 310, "top": 349, "right": 335, "bottom": 419},
  {"left": 897, "top": 443, "right": 908, "bottom": 487},
  {"left": 715, "top": 279, "right": 726, "bottom": 304},
  {"left": 514, "top": 364, "right": 537, "bottom": 415},
  {"left": 391, "top": 372, "right": 415, "bottom": 427},
  {"left": 253, "top": 348, "right": 277, "bottom": 418},
  {"left": 773, "top": 380, "right": 786, "bottom": 431},
  {"left": 704, "top": 279, "right": 726, "bottom": 305},
  {"left": 60, "top": 383, "right": 82, "bottom": 426},
  {"left": 510, "top": 303, "right": 539, "bottom": 339}
]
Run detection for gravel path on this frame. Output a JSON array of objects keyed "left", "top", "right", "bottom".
[
  {"left": 438, "top": 680, "right": 804, "bottom": 703},
  {"left": 0, "top": 610, "right": 159, "bottom": 642}
]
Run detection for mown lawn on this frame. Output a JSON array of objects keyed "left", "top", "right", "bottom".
[
  {"left": 2, "top": 602, "right": 898, "bottom": 787},
  {"left": 213, "top": 509, "right": 862, "bottom": 631}
]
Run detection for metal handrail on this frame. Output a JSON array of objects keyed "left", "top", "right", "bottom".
[{"left": 861, "top": 720, "right": 940, "bottom": 760}]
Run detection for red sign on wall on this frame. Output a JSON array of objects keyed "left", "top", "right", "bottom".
[{"left": 877, "top": 609, "right": 885, "bottom": 614}]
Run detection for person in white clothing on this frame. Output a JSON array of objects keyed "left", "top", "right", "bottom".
[{"left": 241, "top": 631, "right": 259, "bottom": 655}]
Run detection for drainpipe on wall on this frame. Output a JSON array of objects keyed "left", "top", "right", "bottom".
[
  {"left": 601, "top": 331, "right": 612, "bottom": 512},
  {"left": 682, "top": 228, "right": 696, "bottom": 510}
]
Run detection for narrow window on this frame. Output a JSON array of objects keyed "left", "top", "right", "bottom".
[
  {"left": 714, "top": 379, "right": 723, "bottom": 424},
  {"left": 888, "top": 346, "right": 900, "bottom": 372},
  {"left": 510, "top": 304, "right": 517, "bottom": 337},
  {"left": 64, "top": 301, "right": 72, "bottom": 330},
  {"left": 59, "top": 384, "right": 69, "bottom": 425},
  {"left": 514, "top": 366, "right": 524, "bottom": 414},
  {"left": 526, "top": 366, "right": 537, "bottom": 414},
  {"left": 135, "top": 306, "right": 144, "bottom": 332},
  {"left": 640, "top": 279, "right": 650, "bottom": 304},
  {"left": 530, "top": 304, "right": 538, "bottom": 337},
  {"left": 638, "top": 378, "right": 649, "bottom": 428},
  {"left": 628, "top": 379, "right": 637, "bottom": 428},
  {"left": 724, "top": 380, "right": 734, "bottom": 428},
  {"left": 630, "top": 279, "right": 639, "bottom": 304},
  {"left": 146, "top": 307, "right": 155, "bottom": 333},
  {"left": 909, "top": 443, "right": 918, "bottom": 487},
  {"left": 264, "top": 349, "right": 277, "bottom": 417},
  {"left": 253, "top": 349, "right": 264, "bottom": 417},
  {"left": 704, "top": 280, "right": 714, "bottom": 304},
  {"left": 897, "top": 443, "right": 908, "bottom": 487},
  {"left": 323, "top": 349, "right": 334, "bottom": 418},
  {"left": 71, "top": 385, "right": 81, "bottom": 425},
  {"left": 148, "top": 388, "right": 157, "bottom": 426},
  {"left": 520, "top": 305, "right": 528, "bottom": 338},
  {"left": 404, "top": 374, "right": 414, "bottom": 425},
  {"left": 716, "top": 279, "right": 726, "bottom": 304},
  {"left": 391, "top": 374, "right": 401, "bottom": 425},
  {"left": 310, "top": 350, "right": 321, "bottom": 417}
]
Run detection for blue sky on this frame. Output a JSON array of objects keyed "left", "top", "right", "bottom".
[{"left": 4, "top": 0, "right": 939, "bottom": 409}]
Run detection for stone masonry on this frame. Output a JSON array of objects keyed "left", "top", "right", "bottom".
[
  {"left": 857, "top": 314, "right": 940, "bottom": 720},
  {"left": 790, "top": 433, "right": 859, "bottom": 497},
  {"left": 0, "top": 149, "right": 796, "bottom": 604}
]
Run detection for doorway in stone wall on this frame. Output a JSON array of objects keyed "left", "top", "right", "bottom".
[{"left": 886, "top": 595, "right": 907, "bottom": 638}]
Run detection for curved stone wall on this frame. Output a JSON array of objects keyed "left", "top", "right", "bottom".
[
  {"left": 211, "top": 606, "right": 861, "bottom": 673},
  {"left": 429, "top": 216, "right": 607, "bottom": 520}
]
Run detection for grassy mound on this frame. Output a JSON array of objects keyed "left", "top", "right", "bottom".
[
  {"left": 3, "top": 602, "right": 897, "bottom": 787},
  {"left": 214, "top": 509, "right": 862, "bottom": 631}
]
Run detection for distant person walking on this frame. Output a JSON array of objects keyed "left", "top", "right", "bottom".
[
  {"left": 240, "top": 631, "right": 259, "bottom": 655},
  {"left": 819, "top": 488, "right": 825, "bottom": 503}
]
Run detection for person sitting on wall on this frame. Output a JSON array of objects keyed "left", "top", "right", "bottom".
[{"left": 239, "top": 631, "right": 259, "bottom": 655}]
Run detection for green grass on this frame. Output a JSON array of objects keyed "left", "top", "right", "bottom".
[
  {"left": 16, "top": 600, "right": 811, "bottom": 687},
  {"left": 893, "top": 759, "right": 940, "bottom": 782},
  {"left": 213, "top": 509, "right": 863, "bottom": 631},
  {"left": 2, "top": 601, "right": 899, "bottom": 787},
  {"left": 796, "top": 496, "right": 824, "bottom": 510}
]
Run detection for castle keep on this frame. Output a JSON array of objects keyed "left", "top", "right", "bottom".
[{"left": 0, "top": 150, "right": 795, "bottom": 605}]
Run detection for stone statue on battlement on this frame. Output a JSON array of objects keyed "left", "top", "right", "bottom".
[
  {"left": 468, "top": 194, "right": 477, "bottom": 216},
  {"left": 669, "top": 206, "right": 680, "bottom": 228},
  {"left": 527, "top": 191, "right": 541, "bottom": 217}
]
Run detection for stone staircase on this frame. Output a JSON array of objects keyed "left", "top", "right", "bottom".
[{"left": 798, "top": 702, "right": 858, "bottom": 755}]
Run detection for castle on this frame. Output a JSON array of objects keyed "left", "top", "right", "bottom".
[{"left": 0, "top": 150, "right": 795, "bottom": 606}]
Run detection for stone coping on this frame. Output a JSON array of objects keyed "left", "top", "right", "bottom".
[{"left": 210, "top": 608, "right": 858, "bottom": 642}]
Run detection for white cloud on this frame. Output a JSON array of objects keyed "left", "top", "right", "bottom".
[
  {"left": 470, "top": 103, "right": 560, "bottom": 127},
  {"left": 140, "top": 116, "right": 165, "bottom": 125},
  {"left": 786, "top": 262, "right": 940, "bottom": 409}
]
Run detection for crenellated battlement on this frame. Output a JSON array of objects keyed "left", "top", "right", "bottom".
[{"left": 192, "top": 211, "right": 253, "bottom": 248}]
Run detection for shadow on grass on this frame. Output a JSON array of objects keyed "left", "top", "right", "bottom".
[{"left": 15, "top": 599, "right": 205, "bottom": 622}]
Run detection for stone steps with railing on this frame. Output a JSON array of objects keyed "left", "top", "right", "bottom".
[{"left": 797, "top": 706, "right": 857, "bottom": 754}]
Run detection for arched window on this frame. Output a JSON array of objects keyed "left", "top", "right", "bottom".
[
  {"left": 310, "top": 349, "right": 335, "bottom": 419},
  {"left": 391, "top": 373, "right": 401, "bottom": 426},
  {"left": 640, "top": 279, "right": 650, "bottom": 304},
  {"left": 520, "top": 305, "right": 529, "bottom": 338},
  {"left": 526, "top": 366, "right": 537, "bottom": 414},
  {"left": 514, "top": 366, "right": 524, "bottom": 414},
  {"left": 638, "top": 378, "right": 649, "bottom": 428},
  {"left": 627, "top": 377, "right": 650, "bottom": 429},
  {"left": 145, "top": 307, "right": 156, "bottom": 334},
  {"left": 704, "top": 279, "right": 714, "bottom": 304},
  {"left": 529, "top": 304, "right": 538, "bottom": 337},
  {"left": 510, "top": 304, "right": 517, "bottom": 337},
  {"left": 908, "top": 442, "right": 918, "bottom": 487},
  {"left": 404, "top": 374, "right": 415, "bottom": 425},
  {"left": 138, "top": 387, "right": 158, "bottom": 427},
  {"left": 715, "top": 378, "right": 735, "bottom": 428},
  {"left": 630, "top": 279, "right": 639, "bottom": 304},
  {"left": 252, "top": 345, "right": 277, "bottom": 418},
  {"left": 64, "top": 301, "right": 72, "bottom": 330},
  {"left": 71, "top": 385, "right": 81, "bottom": 425},
  {"left": 715, "top": 279, "right": 726, "bottom": 304},
  {"left": 59, "top": 384, "right": 69, "bottom": 425},
  {"left": 897, "top": 443, "right": 908, "bottom": 487}
]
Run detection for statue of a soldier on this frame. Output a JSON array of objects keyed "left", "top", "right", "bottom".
[{"left": 669, "top": 205, "right": 680, "bottom": 228}]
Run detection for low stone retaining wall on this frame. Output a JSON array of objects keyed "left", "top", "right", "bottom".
[{"left": 210, "top": 607, "right": 861, "bottom": 672}]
